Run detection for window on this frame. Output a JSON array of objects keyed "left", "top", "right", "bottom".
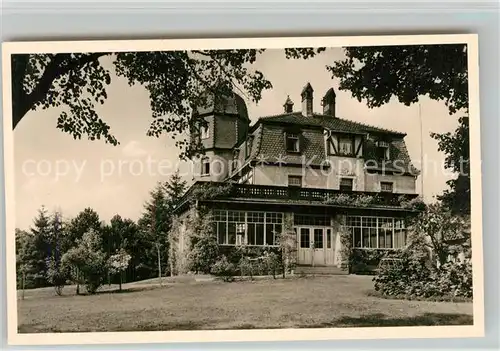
[
  {"left": 288, "top": 175, "right": 302, "bottom": 187},
  {"left": 300, "top": 228, "right": 310, "bottom": 248},
  {"left": 286, "top": 133, "right": 300, "bottom": 153},
  {"left": 213, "top": 210, "right": 283, "bottom": 246},
  {"left": 314, "top": 229, "right": 324, "bottom": 249},
  {"left": 377, "top": 143, "right": 390, "bottom": 160},
  {"left": 343, "top": 216, "right": 407, "bottom": 249},
  {"left": 201, "top": 125, "right": 210, "bottom": 140},
  {"left": 378, "top": 218, "right": 393, "bottom": 249},
  {"left": 381, "top": 182, "right": 394, "bottom": 193},
  {"left": 294, "top": 214, "right": 330, "bottom": 226},
  {"left": 339, "top": 177, "right": 353, "bottom": 191},
  {"left": 201, "top": 157, "right": 210, "bottom": 176},
  {"left": 338, "top": 136, "right": 354, "bottom": 156},
  {"left": 326, "top": 229, "right": 332, "bottom": 249}
]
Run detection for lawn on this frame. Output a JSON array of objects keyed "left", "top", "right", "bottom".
[{"left": 18, "top": 275, "right": 473, "bottom": 333}]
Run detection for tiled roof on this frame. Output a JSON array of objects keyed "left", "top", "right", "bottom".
[
  {"left": 196, "top": 92, "right": 250, "bottom": 121},
  {"left": 363, "top": 138, "right": 420, "bottom": 175},
  {"left": 230, "top": 111, "right": 418, "bottom": 176},
  {"left": 260, "top": 112, "right": 406, "bottom": 136},
  {"left": 256, "top": 124, "right": 326, "bottom": 166}
]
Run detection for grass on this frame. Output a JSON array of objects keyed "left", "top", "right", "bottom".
[{"left": 17, "top": 275, "right": 473, "bottom": 333}]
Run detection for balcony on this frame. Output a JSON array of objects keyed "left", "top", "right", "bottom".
[{"left": 175, "top": 181, "right": 423, "bottom": 213}]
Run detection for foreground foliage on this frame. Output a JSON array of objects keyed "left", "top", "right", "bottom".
[
  {"left": 373, "top": 253, "right": 472, "bottom": 299},
  {"left": 373, "top": 205, "right": 472, "bottom": 299},
  {"left": 13, "top": 49, "right": 324, "bottom": 158}
]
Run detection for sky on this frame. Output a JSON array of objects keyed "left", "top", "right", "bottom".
[{"left": 13, "top": 48, "right": 462, "bottom": 230}]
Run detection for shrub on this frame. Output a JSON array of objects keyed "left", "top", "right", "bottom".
[
  {"left": 107, "top": 249, "right": 131, "bottom": 291},
  {"left": 373, "top": 250, "right": 473, "bottom": 299},
  {"left": 264, "top": 251, "right": 280, "bottom": 278},
  {"left": 46, "top": 257, "right": 69, "bottom": 296},
  {"left": 237, "top": 250, "right": 282, "bottom": 279},
  {"left": 238, "top": 256, "right": 255, "bottom": 279},
  {"left": 338, "top": 224, "right": 352, "bottom": 272},
  {"left": 399, "top": 196, "right": 427, "bottom": 211},
  {"left": 408, "top": 204, "right": 467, "bottom": 267},
  {"left": 277, "top": 214, "right": 297, "bottom": 277},
  {"left": 435, "top": 261, "right": 473, "bottom": 298},
  {"left": 211, "top": 255, "right": 237, "bottom": 282},
  {"left": 351, "top": 248, "right": 392, "bottom": 274},
  {"left": 61, "top": 229, "right": 108, "bottom": 295},
  {"left": 188, "top": 234, "right": 219, "bottom": 274}
]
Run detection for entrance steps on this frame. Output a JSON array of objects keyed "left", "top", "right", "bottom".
[{"left": 295, "top": 265, "right": 348, "bottom": 276}]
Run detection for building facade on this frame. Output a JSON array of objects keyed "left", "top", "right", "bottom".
[{"left": 174, "top": 83, "right": 421, "bottom": 272}]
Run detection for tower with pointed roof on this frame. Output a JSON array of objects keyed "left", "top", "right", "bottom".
[{"left": 192, "top": 90, "right": 250, "bottom": 182}]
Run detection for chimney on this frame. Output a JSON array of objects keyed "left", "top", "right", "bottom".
[
  {"left": 283, "top": 95, "right": 294, "bottom": 113},
  {"left": 301, "top": 83, "right": 314, "bottom": 117},
  {"left": 322, "top": 88, "right": 336, "bottom": 117}
]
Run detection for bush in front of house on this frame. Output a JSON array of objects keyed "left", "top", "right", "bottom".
[
  {"left": 350, "top": 249, "right": 395, "bottom": 274},
  {"left": 373, "top": 251, "right": 473, "bottom": 299},
  {"left": 373, "top": 250, "right": 432, "bottom": 296},
  {"left": 188, "top": 233, "right": 220, "bottom": 274},
  {"left": 211, "top": 255, "right": 237, "bottom": 282},
  {"left": 373, "top": 204, "right": 473, "bottom": 300},
  {"left": 432, "top": 261, "right": 473, "bottom": 298},
  {"left": 236, "top": 249, "right": 283, "bottom": 279}
]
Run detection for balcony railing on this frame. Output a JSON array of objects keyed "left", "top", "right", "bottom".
[{"left": 176, "top": 181, "right": 422, "bottom": 211}]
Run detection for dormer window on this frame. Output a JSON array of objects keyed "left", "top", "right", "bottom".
[
  {"left": 338, "top": 136, "right": 354, "bottom": 156},
  {"left": 201, "top": 157, "right": 210, "bottom": 176},
  {"left": 201, "top": 125, "right": 210, "bottom": 140},
  {"left": 286, "top": 133, "right": 300, "bottom": 153},
  {"left": 376, "top": 140, "right": 391, "bottom": 160}
]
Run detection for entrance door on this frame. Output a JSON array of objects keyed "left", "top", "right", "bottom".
[
  {"left": 296, "top": 227, "right": 328, "bottom": 266},
  {"left": 297, "top": 227, "right": 312, "bottom": 265},
  {"left": 311, "top": 228, "right": 326, "bottom": 266}
]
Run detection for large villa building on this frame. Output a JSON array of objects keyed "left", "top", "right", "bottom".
[{"left": 173, "top": 83, "right": 421, "bottom": 273}]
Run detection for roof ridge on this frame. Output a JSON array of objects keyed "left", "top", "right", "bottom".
[
  {"left": 315, "top": 113, "right": 405, "bottom": 136},
  {"left": 259, "top": 111, "right": 302, "bottom": 120},
  {"left": 259, "top": 111, "right": 404, "bottom": 136}
]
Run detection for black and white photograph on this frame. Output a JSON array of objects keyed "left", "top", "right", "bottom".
[{"left": 2, "top": 35, "right": 483, "bottom": 345}]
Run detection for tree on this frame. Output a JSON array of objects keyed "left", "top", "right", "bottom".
[
  {"left": 45, "top": 211, "right": 70, "bottom": 295},
  {"left": 328, "top": 45, "right": 468, "bottom": 115},
  {"left": 165, "top": 169, "right": 188, "bottom": 208},
  {"left": 102, "top": 215, "right": 140, "bottom": 283},
  {"left": 138, "top": 182, "right": 170, "bottom": 279},
  {"left": 66, "top": 207, "right": 102, "bottom": 248},
  {"left": 430, "top": 117, "right": 470, "bottom": 214},
  {"left": 407, "top": 203, "right": 467, "bottom": 268},
  {"left": 61, "top": 228, "right": 107, "bottom": 294},
  {"left": 16, "top": 228, "right": 36, "bottom": 297},
  {"left": 29, "top": 206, "right": 53, "bottom": 287},
  {"left": 46, "top": 256, "right": 69, "bottom": 296},
  {"left": 187, "top": 210, "right": 219, "bottom": 274},
  {"left": 328, "top": 44, "right": 470, "bottom": 213},
  {"left": 107, "top": 248, "right": 132, "bottom": 291},
  {"left": 12, "top": 48, "right": 324, "bottom": 159}
]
